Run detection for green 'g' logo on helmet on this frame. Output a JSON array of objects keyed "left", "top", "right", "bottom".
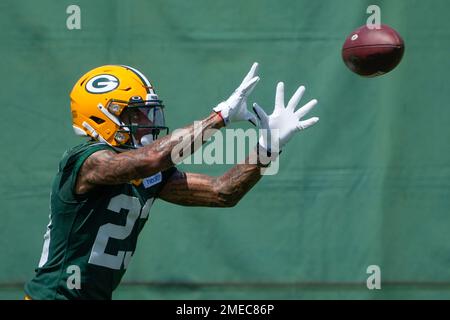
[{"left": 86, "top": 74, "right": 120, "bottom": 94}]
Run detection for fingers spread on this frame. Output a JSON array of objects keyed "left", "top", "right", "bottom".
[
  {"left": 275, "top": 82, "right": 285, "bottom": 111},
  {"left": 241, "top": 62, "right": 259, "bottom": 87},
  {"left": 297, "top": 117, "right": 319, "bottom": 131},
  {"left": 287, "top": 85, "right": 305, "bottom": 112},
  {"left": 240, "top": 76, "right": 260, "bottom": 95},
  {"left": 294, "top": 99, "right": 318, "bottom": 119},
  {"left": 252, "top": 103, "right": 269, "bottom": 128}
]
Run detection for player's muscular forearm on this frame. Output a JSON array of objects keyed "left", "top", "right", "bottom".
[
  {"left": 214, "top": 152, "right": 263, "bottom": 207},
  {"left": 76, "top": 112, "right": 224, "bottom": 193},
  {"left": 159, "top": 151, "right": 263, "bottom": 207}
]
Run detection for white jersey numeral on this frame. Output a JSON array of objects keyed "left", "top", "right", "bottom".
[
  {"left": 38, "top": 216, "right": 52, "bottom": 268},
  {"left": 38, "top": 193, "right": 53, "bottom": 268},
  {"left": 88, "top": 194, "right": 154, "bottom": 270}
]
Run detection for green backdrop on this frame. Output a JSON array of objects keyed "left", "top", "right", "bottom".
[{"left": 1, "top": 0, "right": 449, "bottom": 299}]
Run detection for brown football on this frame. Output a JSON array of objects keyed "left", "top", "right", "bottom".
[{"left": 342, "top": 24, "right": 405, "bottom": 77}]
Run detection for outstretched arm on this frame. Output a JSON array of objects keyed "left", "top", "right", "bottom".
[
  {"left": 161, "top": 81, "right": 321, "bottom": 208},
  {"left": 76, "top": 112, "right": 223, "bottom": 194},
  {"left": 158, "top": 150, "right": 264, "bottom": 207},
  {"left": 75, "top": 63, "right": 260, "bottom": 195}
]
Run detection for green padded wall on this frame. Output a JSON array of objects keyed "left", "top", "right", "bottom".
[{"left": 0, "top": 0, "right": 449, "bottom": 299}]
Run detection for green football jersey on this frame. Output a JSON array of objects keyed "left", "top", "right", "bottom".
[{"left": 25, "top": 141, "right": 176, "bottom": 300}]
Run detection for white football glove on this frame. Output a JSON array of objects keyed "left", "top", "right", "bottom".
[
  {"left": 253, "top": 82, "right": 319, "bottom": 153},
  {"left": 213, "top": 62, "right": 260, "bottom": 126}
]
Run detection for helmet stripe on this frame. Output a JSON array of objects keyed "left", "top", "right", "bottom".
[{"left": 120, "top": 65, "right": 154, "bottom": 94}]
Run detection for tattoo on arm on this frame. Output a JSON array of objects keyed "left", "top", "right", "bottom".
[
  {"left": 76, "top": 112, "right": 224, "bottom": 194},
  {"left": 158, "top": 171, "right": 219, "bottom": 207},
  {"left": 215, "top": 151, "right": 263, "bottom": 206},
  {"left": 159, "top": 151, "right": 264, "bottom": 207}
]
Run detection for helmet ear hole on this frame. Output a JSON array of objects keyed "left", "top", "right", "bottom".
[{"left": 90, "top": 116, "right": 105, "bottom": 124}]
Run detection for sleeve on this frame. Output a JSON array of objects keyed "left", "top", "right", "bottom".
[{"left": 58, "top": 143, "right": 114, "bottom": 202}]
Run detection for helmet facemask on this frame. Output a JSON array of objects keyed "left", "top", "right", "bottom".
[{"left": 106, "top": 97, "right": 169, "bottom": 149}]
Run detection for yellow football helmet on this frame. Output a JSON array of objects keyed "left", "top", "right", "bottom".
[{"left": 70, "top": 65, "right": 168, "bottom": 149}]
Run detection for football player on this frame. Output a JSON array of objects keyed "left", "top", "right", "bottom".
[{"left": 25, "top": 63, "right": 319, "bottom": 299}]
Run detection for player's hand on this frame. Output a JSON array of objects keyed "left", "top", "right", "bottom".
[
  {"left": 213, "top": 62, "right": 260, "bottom": 126},
  {"left": 252, "top": 82, "right": 319, "bottom": 153}
]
